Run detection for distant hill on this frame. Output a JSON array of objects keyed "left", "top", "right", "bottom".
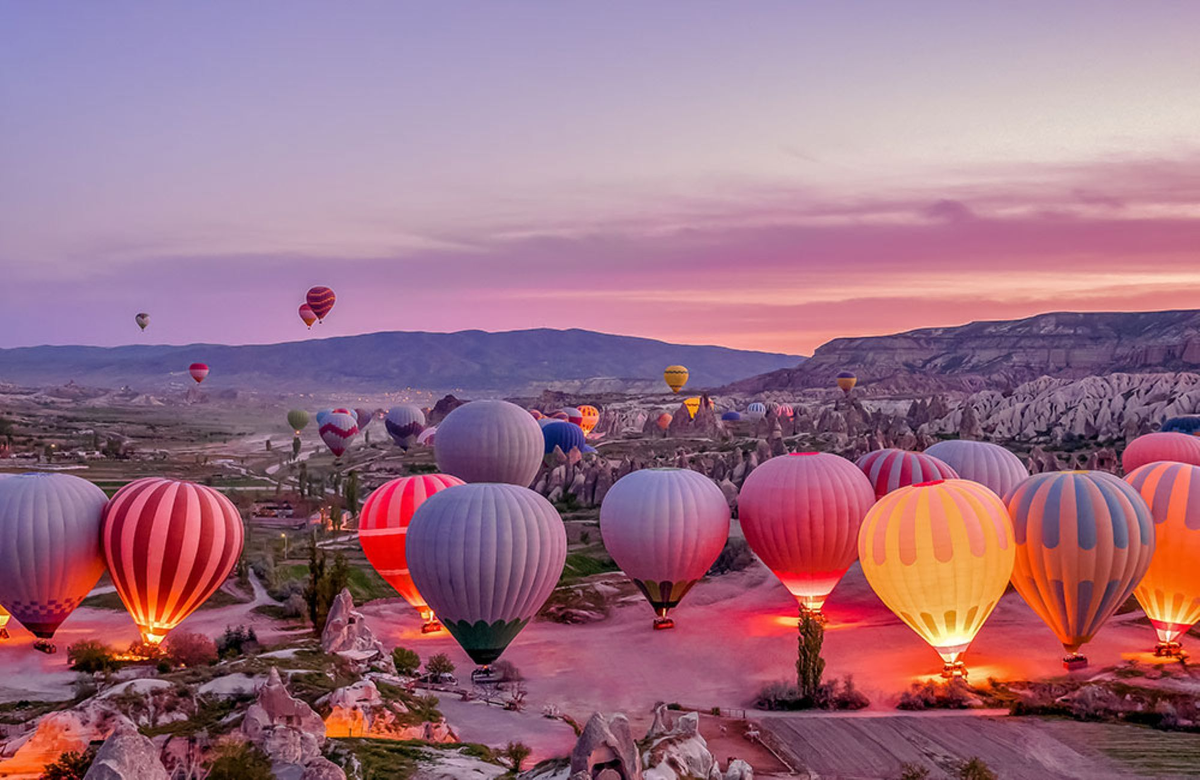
[
  {"left": 726, "top": 309, "right": 1200, "bottom": 395},
  {"left": 0, "top": 328, "right": 804, "bottom": 395}
]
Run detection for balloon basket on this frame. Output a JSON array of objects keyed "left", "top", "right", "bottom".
[
  {"left": 33, "top": 640, "right": 56, "bottom": 655},
  {"left": 420, "top": 620, "right": 443, "bottom": 635},
  {"left": 1063, "top": 654, "right": 1088, "bottom": 671},
  {"left": 940, "top": 661, "right": 967, "bottom": 679},
  {"left": 1155, "top": 641, "right": 1186, "bottom": 659},
  {"left": 0, "top": 628, "right": 8, "bottom": 640},
  {"left": 653, "top": 617, "right": 675, "bottom": 631},
  {"left": 471, "top": 666, "right": 502, "bottom": 685}
]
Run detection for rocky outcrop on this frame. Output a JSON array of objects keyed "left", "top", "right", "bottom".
[
  {"left": 0, "top": 706, "right": 123, "bottom": 777},
  {"left": 571, "top": 713, "right": 641, "bottom": 780},
  {"left": 322, "top": 589, "right": 396, "bottom": 673},
  {"left": 83, "top": 720, "right": 169, "bottom": 780},
  {"left": 569, "top": 709, "right": 747, "bottom": 780},
  {"left": 300, "top": 756, "right": 347, "bottom": 780},
  {"left": 322, "top": 680, "right": 456, "bottom": 742},
  {"left": 242, "top": 667, "right": 327, "bottom": 772}
]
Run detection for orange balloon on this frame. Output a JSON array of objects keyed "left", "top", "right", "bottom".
[{"left": 578, "top": 405, "right": 600, "bottom": 434}]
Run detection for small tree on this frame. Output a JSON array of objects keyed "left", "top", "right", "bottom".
[
  {"left": 265, "top": 439, "right": 272, "bottom": 452},
  {"left": 216, "top": 625, "right": 258, "bottom": 658},
  {"left": 796, "top": 608, "right": 825, "bottom": 705},
  {"left": 67, "top": 640, "right": 119, "bottom": 677},
  {"left": 392, "top": 646, "right": 421, "bottom": 676},
  {"left": 206, "top": 740, "right": 273, "bottom": 780},
  {"left": 500, "top": 741, "right": 532, "bottom": 773},
  {"left": 344, "top": 470, "right": 360, "bottom": 518},
  {"left": 292, "top": 436, "right": 301, "bottom": 460},
  {"left": 303, "top": 537, "right": 350, "bottom": 635},
  {"left": 958, "top": 758, "right": 997, "bottom": 780},
  {"left": 39, "top": 746, "right": 97, "bottom": 779},
  {"left": 163, "top": 631, "right": 218, "bottom": 667},
  {"left": 426, "top": 653, "right": 456, "bottom": 678},
  {"left": 898, "top": 764, "right": 931, "bottom": 780}
]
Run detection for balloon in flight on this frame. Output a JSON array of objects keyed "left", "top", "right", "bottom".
[
  {"left": 385, "top": 405, "right": 426, "bottom": 450},
  {"left": 135, "top": 312, "right": 150, "bottom": 331},
  {"left": 188, "top": 363, "right": 209, "bottom": 384},
  {"left": 663, "top": 365, "right": 689, "bottom": 394},
  {"left": 836, "top": 372, "right": 857, "bottom": 394},
  {"left": 320, "top": 410, "right": 359, "bottom": 457},
  {"left": 435, "top": 400, "right": 544, "bottom": 487},
  {"left": 287, "top": 409, "right": 310, "bottom": 435},
  {"left": 305, "top": 286, "right": 336, "bottom": 321},
  {"left": 746, "top": 402, "right": 766, "bottom": 421},
  {"left": 683, "top": 397, "right": 701, "bottom": 420},
  {"left": 578, "top": 405, "right": 600, "bottom": 434},
  {"left": 355, "top": 408, "right": 374, "bottom": 432},
  {"left": 656, "top": 412, "right": 672, "bottom": 430},
  {"left": 298, "top": 303, "right": 318, "bottom": 329}
]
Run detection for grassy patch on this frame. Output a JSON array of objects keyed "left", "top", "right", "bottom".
[
  {"left": 0, "top": 699, "right": 74, "bottom": 725},
  {"left": 141, "top": 694, "right": 249, "bottom": 738},
  {"left": 333, "top": 740, "right": 498, "bottom": 780},
  {"left": 559, "top": 552, "right": 618, "bottom": 584}
]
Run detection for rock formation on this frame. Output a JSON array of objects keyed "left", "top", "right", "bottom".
[
  {"left": 570, "top": 713, "right": 641, "bottom": 780},
  {"left": 322, "top": 680, "right": 456, "bottom": 743},
  {"left": 83, "top": 720, "right": 169, "bottom": 780},
  {"left": 242, "top": 667, "right": 328, "bottom": 773},
  {"left": 322, "top": 589, "right": 396, "bottom": 674}
]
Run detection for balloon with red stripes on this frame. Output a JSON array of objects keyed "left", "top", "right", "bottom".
[
  {"left": 320, "top": 410, "right": 359, "bottom": 457},
  {"left": 358, "top": 474, "right": 464, "bottom": 630},
  {"left": 101, "top": 477, "right": 245, "bottom": 645},
  {"left": 305, "top": 286, "right": 336, "bottom": 321},
  {"left": 855, "top": 448, "right": 959, "bottom": 500}
]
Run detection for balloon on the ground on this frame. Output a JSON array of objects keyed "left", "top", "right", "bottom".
[
  {"left": 529, "top": 409, "right": 544, "bottom": 420},
  {"left": 1125, "top": 462, "right": 1200, "bottom": 653},
  {"left": 1161, "top": 416, "right": 1200, "bottom": 435},
  {"left": 924, "top": 440, "right": 1029, "bottom": 499},
  {"left": 358, "top": 474, "right": 465, "bottom": 631},
  {"left": 542, "top": 421, "right": 588, "bottom": 461},
  {"left": 0, "top": 473, "right": 109, "bottom": 643},
  {"left": 746, "top": 402, "right": 766, "bottom": 421},
  {"left": 721, "top": 410, "right": 741, "bottom": 422},
  {"left": 600, "top": 468, "right": 730, "bottom": 628},
  {"left": 320, "top": 410, "right": 359, "bottom": 457},
  {"left": 287, "top": 409, "right": 310, "bottom": 435},
  {"left": 102, "top": 478, "right": 244, "bottom": 645},
  {"left": 298, "top": 303, "right": 317, "bottom": 328},
  {"left": 416, "top": 426, "right": 437, "bottom": 446},
  {"left": 1122, "top": 432, "right": 1200, "bottom": 474},
  {"left": 557, "top": 408, "right": 583, "bottom": 426},
  {"left": 683, "top": 397, "right": 701, "bottom": 420},
  {"left": 188, "top": 363, "right": 209, "bottom": 384},
  {"left": 355, "top": 408, "right": 374, "bottom": 432},
  {"left": 316, "top": 409, "right": 333, "bottom": 426},
  {"left": 435, "top": 400, "right": 544, "bottom": 487},
  {"left": 135, "top": 312, "right": 150, "bottom": 331},
  {"left": 548, "top": 410, "right": 569, "bottom": 421},
  {"left": 578, "top": 405, "right": 600, "bottom": 434},
  {"left": 305, "top": 286, "right": 336, "bottom": 321},
  {"left": 656, "top": 413, "right": 672, "bottom": 430},
  {"left": 664, "top": 365, "right": 689, "bottom": 394},
  {"left": 407, "top": 483, "right": 566, "bottom": 665},
  {"left": 739, "top": 453, "right": 877, "bottom": 614},
  {"left": 774, "top": 403, "right": 794, "bottom": 419},
  {"left": 385, "top": 405, "right": 426, "bottom": 450},
  {"left": 858, "top": 479, "right": 1015, "bottom": 676},
  {"left": 1006, "top": 470, "right": 1155, "bottom": 666},
  {"left": 856, "top": 448, "right": 959, "bottom": 499},
  {"left": 837, "top": 372, "right": 857, "bottom": 394}
]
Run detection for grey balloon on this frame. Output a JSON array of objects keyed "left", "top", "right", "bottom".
[{"left": 435, "top": 400, "right": 544, "bottom": 487}]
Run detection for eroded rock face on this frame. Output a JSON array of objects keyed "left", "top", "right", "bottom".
[
  {"left": 642, "top": 710, "right": 714, "bottom": 780},
  {"left": 323, "top": 679, "right": 456, "bottom": 743},
  {"left": 322, "top": 588, "right": 396, "bottom": 674},
  {"left": 300, "top": 756, "right": 347, "bottom": 780},
  {"left": 0, "top": 706, "right": 122, "bottom": 777},
  {"left": 570, "top": 713, "right": 641, "bottom": 780},
  {"left": 242, "top": 667, "right": 327, "bottom": 770},
  {"left": 83, "top": 720, "right": 169, "bottom": 780}
]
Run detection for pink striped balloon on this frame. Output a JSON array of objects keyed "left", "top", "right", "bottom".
[
  {"left": 856, "top": 448, "right": 959, "bottom": 499},
  {"left": 1122, "top": 432, "right": 1200, "bottom": 474},
  {"left": 739, "top": 452, "right": 876, "bottom": 614},
  {"left": 102, "top": 478, "right": 244, "bottom": 645},
  {"left": 358, "top": 474, "right": 464, "bottom": 628}
]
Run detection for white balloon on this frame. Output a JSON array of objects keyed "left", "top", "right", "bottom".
[{"left": 435, "top": 400, "right": 544, "bottom": 487}]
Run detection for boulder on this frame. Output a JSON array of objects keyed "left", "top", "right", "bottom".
[
  {"left": 300, "top": 756, "right": 347, "bottom": 780},
  {"left": 83, "top": 720, "right": 169, "bottom": 780},
  {"left": 242, "top": 667, "right": 327, "bottom": 769}
]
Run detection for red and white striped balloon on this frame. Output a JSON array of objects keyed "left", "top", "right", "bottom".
[
  {"left": 101, "top": 478, "right": 245, "bottom": 645},
  {"left": 358, "top": 474, "right": 464, "bottom": 628},
  {"left": 856, "top": 448, "right": 959, "bottom": 500},
  {"left": 320, "top": 409, "right": 359, "bottom": 457},
  {"left": 188, "top": 363, "right": 209, "bottom": 384}
]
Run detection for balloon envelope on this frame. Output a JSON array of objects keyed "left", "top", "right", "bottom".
[
  {"left": 924, "top": 440, "right": 1029, "bottom": 499},
  {"left": 1122, "top": 432, "right": 1200, "bottom": 474},
  {"left": 721, "top": 411, "right": 741, "bottom": 422},
  {"left": 306, "top": 286, "right": 336, "bottom": 320},
  {"left": 1126, "top": 462, "right": 1200, "bottom": 647},
  {"left": 0, "top": 473, "right": 108, "bottom": 638},
  {"left": 578, "top": 405, "right": 600, "bottom": 435},
  {"left": 416, "top": 426, "right": 437, "bottom": 446},
  {"left": 601, "top": 469, "right": 729, "bottom": 622},
  {"left": 664, "top": 365, "right": 689, "bottom": 394},
  {"left": 1161, "top": 416, "right": 1200, "bottom": 436},
  {"left": 135, "top": 313, "right": 150, "bottom": 331},
  {"left": 858, "top": 479, "right": 1015, "bottom": 672},
  {"left": 542, "top": 421, "right": 588, "bottom": 458},
  {"left": 287, "top": 409, "right": 310, "bottom": 435},
  {"left": 746, "top": 402, "right": 766, "bottom": 421},
  {"left": 656, "top": 413, "right": 672, "bottom": 430},
  {"left": 298, "top": 303, "right": 317, "bottom": 328},
  {"left": 102, "top": 478, "right": 244, "bottom": 644},
  {"left": 316, "top": 409, "right": 333, "bottom": 427},
  {"left": 435, "top": 400, "right": 544, "bottom": 487},
  {"left": 385, "top": 405, "right": 426, "bottom": 450},
  {"left": 188, "top": 363, "right": 209, "bottom": 384},
  {"left": 557, "top": 408, "right": 583, "bottom": 426},
  {"left": 355, "top": 408, "right": 374, "bottom": 432},
  {"left": 740, "top": 453, "right": 876, "bottom": 613},
  {"left": 320, "top": 410, "right": 359, "bottom": 457},
  {"left": 358, "top": 474, "right": 464, "bottom": 622},
  {"left": 407, "top": 484, "right": 566, "bottom": 665},
  {"left": 856, "top": 448, "right": 959, "bottom": 500},
  {"left": 1006, "top": 471, "right": 1155, "bottom": 655},
  {"left": 836, "top": 372, "right": 857, "bottom": 394}
]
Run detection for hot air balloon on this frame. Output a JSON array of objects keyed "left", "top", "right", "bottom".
[
  {"left": 102, "top": 478, "right": 244, "bottom": 645},
  {"left": 548, "top": 410, "right": 569, "bottom": 421},
  {"left": 306, "top": 286, "right": 336, "bottom": 321},
  {"left": 656, "top": 413, "right": 672, "bottom": 430},
  {"left": 721, "top": 411, "right": 741, "bottom": 422},
  {"left": 542, "top": 421, "right": 591, "bottom": 463},
  {"left": 746, "top": 402, "right": 766, "bottom": 421},
  {"left": 775, "top": 403, "right": 794, "bottom": 419},
  {"left": 188, "top": 363, "right": 209, "bottom": 384},
  {"left": 135, "top": 312, "right": 150, "bottom": 331},
  {"left": 316, "top": 409, "right": 333, "bottom": 427},
  {"left": 530, "top": 409, "right": 544, "bottom": 420},
  {"left": 1122, "top": 432, "right": 1200, "bottom": 474},
  {"left": 601, "top": 468, "right": 730, "bottom": 629},
  {"left": 1006, "top": 471, "right": 1155, "bottom": 669},
  {"left": 417, "top": 426, "right": 437, "bottom": 446},
  {"left": 740, "top": 453, "right": 877, "bottom": 615},
  {"left": 320, "top": 410, "right": 359, "bottom": 457},
  {"left": 1126, "top": 462, "right": 1200, "bottom": 656},
  {"left": 856, "top": 448, "right": 959, "bottom": 500},
  {"left": 287, "top": 409, "right": 310, "bottom": 436},
  {"left": 298, "top": 303, "right": 318, "bottom": 329},
  {"left": 407, "top": 484, "right": 566, "bottom": 673},
  {"left": 683, "top": 397, "right": 701, "bottom": 420},
  {"left": 1161, "top": 416, "right": 1200, "bottom": 436},
  {"left": 355, "top": 408, "right": 374, "bottom": 433},
  {"left": 859, "top": 479, "right": 1015, "bottom": 677},
  {"left": 385, "top": 405, "right": 426, "bottom": 450},
  {"left": 435, "top": 400, "right": 544, "bottom": 487},
  {"left": 924, "top": 440, "right": 1029, "bottom": 499},
  {"left": 0, "top": 473, "right": 108, "bottom": 652},
  {"left": 664, "top": 365, "right": 689, "bottom": 394},
  {"left": 358, "top": 474, "right": 465, "bottom": 632},
  {"left": 555, "top": 408, "right": 584, "bottom": 427},
  {"left": 578, "top": 405, "right": 600, "bottom": 435},
  {"left": 836, "top": 371, "right": 857, "bottom": 394}
]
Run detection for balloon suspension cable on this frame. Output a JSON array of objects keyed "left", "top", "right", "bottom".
[
  {"left": 1155, "top": 640, "right": 1187, "bottom": 659},
  {"left": 1063, "top": 652, "right": 1088, "bottom": 671}
]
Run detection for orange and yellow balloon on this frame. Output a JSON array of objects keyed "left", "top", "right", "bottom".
[
  {"left": 664, "top": 365, "right": 689, "bottom": 394},
  {"left": 1125, "top": 462, "right": 1200, "bottom": 655},
  {"left": 858, "top": 479, "right": 1015, "bottom": 677},
  {"left": 578, "top": 405, "right": 600, "bottom": 434},
  {"left": 683, "top": 397, "right": 701, "bottom": 419}
]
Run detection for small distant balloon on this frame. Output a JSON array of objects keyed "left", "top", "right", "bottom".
[
  {"left": 578, "top": 405, "right": 600, "bottom": 434},
  {"left": 657, "top": 412, "right": 672, "bottom": 430},
  {"left": 683, "top": 397, "right": 701, "bottom": 419},
  {"left": 305, "top": 286, "right": 336, "bottom": 321},
  {"left": 320, "top": 409, "right": 359, "bottom": 457},
  {"left": 746, "top": 402, "right": 766, "bottom": 421},
  {"left": 664, "top": 365, "right": 689, "bottom": 394},
  {"left": 188, "top": 363, "right": 209, "bottom": 384},
  {"left": 135, "top": 312, "right": 150, "bottom": 331},
  {"left": 299, "top": 303, "right": 318, "bottom": 329},
  {"left": 385, "top": 405, "right": 426, "bottom": 450},
  {"left": 355, "top": 408, "right": 374, "bottom": 432},
  {"left": 836, "top": 371, "right": 857, "bottom": 394},
  {"left": 287, "top": 409, "right": 310, "bottom": 435}
]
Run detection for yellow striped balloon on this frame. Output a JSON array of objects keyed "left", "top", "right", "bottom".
[
  {"left": 663, "top": 365, "right": 689, "bottom": 394},
  {"left": 858, "top": 479, "right": 1015, "bottom": 676},
  {"left": 684, "top": 397, "right": 701, "bottom": 419},
  {"left": 1125, "top": 461, "right": 1200, "bottom": 653}
]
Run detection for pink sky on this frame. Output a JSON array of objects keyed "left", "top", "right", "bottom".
[{"left": 2, "top": 3, "right": 1200, "bottom": 354}]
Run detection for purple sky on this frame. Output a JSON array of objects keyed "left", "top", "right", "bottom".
[{"left": 3, "top": 2, "right": 1200, "bottom": 354}]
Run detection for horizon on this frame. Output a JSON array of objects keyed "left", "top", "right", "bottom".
[{"left": 4, "top": 2, "right": 1200, "bottom": 354}]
